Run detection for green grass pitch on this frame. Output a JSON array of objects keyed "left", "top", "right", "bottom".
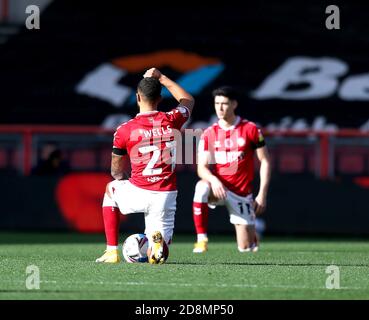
[{"left": 0, "top": 232, "right": 368, "bottom": 300}]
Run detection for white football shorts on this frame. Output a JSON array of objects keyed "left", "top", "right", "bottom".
[
  {"left": 105, "top": 180, "right": 177, "bottom": 245},
  {"left": 209, "top": 190, "right": 256, "bottom": 225}
]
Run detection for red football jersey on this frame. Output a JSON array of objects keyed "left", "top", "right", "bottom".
[
  {"left": 199, "top": 117, "right": 266, "bottom": 197},
  {"left": 113, "top": 105, "right": 190, "bottom": 191}
]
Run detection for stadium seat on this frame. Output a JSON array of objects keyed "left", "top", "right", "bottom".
[
  {"left": 0, "top": 150, "right": 7, "bottom": 168},
  {"left": 70, "top": 150, "right": 96, "bottom": 170},
  {"left": 279, "top": 153, "right": 305, "bottom": 173},
  {"left": 337, "top": 154, "right": 364, "bottom": 174},
  {"left": 99, "top": 148, "right": 112, "bottom": 169}
]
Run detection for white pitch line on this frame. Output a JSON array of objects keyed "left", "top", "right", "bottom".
[{"left": 0, "top": 279, "right": 366, "bottom": 290}]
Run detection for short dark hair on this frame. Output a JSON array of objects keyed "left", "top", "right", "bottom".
[
  {"left": 137, "top": 77, "right": 162, "bottom": 102},
  {"left": 212, "top": 86, "right": 239, "bottom": 101}
]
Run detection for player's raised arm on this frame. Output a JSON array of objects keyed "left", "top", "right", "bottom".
[{"left": 143, "top": 68, "right": 195, "bottom": 114}]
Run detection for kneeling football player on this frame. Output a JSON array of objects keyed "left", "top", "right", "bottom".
[
  {"left": 95, "top": 68, "right": 194, "bottom": 264},
  {"left": 192, "top": 86, "right": 271, "bottom": 253}
]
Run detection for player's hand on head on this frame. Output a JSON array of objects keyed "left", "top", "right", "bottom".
[
  {"left": 143, "top": 68, "right": 162, "bottom": 79},
  {"left": 209, "top": 176, "right": 227, "bottom": 200},
  {"left": 254, "top": 195, "right": 266, "bottom": 215}
]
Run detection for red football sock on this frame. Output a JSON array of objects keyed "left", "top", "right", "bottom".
[
  {"left": 193, "top": 202, "right": 209, "bottom": 234},
  {"left": 102, "top": 206, "right": 121, "bottom": 246}
]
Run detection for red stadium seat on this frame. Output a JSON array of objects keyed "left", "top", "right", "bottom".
[
  {"left": 99, "top": 148, "right": 112, "bottom": 169},
  {"left": 308, "top": 154, "right": 317, "bottom": 173},
  {"left": 0, "top": 150, "right": 7, "bottom": 167},
  {"left": 279, "top": 153, "right": 305, "bottom": 173},
  {"left": 70, "top": 150, "right": 96, "bottom": 169},
  {"left": 337, "top": 154, "right": 364, "bottom": 174}
]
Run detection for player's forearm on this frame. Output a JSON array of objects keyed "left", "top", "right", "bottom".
[
  {"left": 197, "top": 165, "right": 217, "bottom": 184},
  {"left": 111, "top": 154, "right": 126, "bottom": 180},
  {"left": 159, "top": 75, "right": 194, "bottom": 109},
  {"left": 258, "top": 159, "right": 271, "bottom": 199},
  {"left": 111, "top": 165, "right": 126, "bottom": 180},
  {"left": 111, "top": 171, "right": 124, "bottom": 180}
]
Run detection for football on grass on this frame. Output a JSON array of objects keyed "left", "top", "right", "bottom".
[{"left": 122, "top": 233, "right": 149, "bottom": 263}]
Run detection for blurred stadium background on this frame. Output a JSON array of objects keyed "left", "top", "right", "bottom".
[{"left": 0, "top": 0, "right": 368, "bottom": 237}]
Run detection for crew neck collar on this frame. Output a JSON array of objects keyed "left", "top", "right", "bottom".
[{"left": 218, "top": 116, "right": 241, "bottom": 130}]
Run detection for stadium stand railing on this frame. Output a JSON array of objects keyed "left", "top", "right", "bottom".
[{"left": 0, "top": 125, "right": 368, "bottom": 179}]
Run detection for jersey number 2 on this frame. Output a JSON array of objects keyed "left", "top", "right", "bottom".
[{"left": 139, "top": 141, "right": 176, "bottom": 176}]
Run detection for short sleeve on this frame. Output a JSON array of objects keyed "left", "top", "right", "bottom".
[
  {"left": 250, "top": 125, "right": 266, "bottom": 149},
  {"left": 198, "top": 130, "right": 209, "bottom": 152},
  {"left": 112, "top": 124, "right": 128, "bottom": 155},
  {"left": 166, "top": 105, "right": 190, "bottom": 130}
]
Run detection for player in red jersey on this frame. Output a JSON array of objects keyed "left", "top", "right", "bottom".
[
  {"left": 192, "top": 86, "right": 271, "bottom": 253},
  {"left": 96, "top": 68, "right": 194, "bottom": 264}
]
